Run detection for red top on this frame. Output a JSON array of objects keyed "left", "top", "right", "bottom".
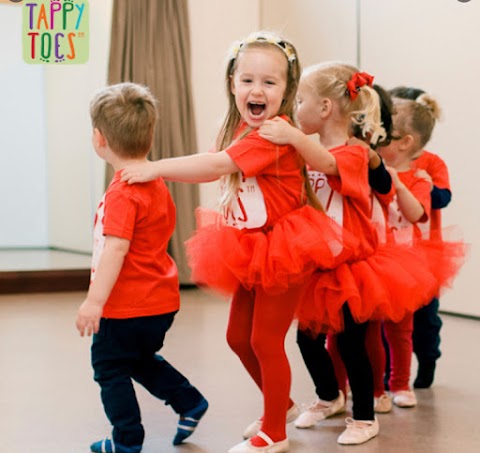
[
  {"left": 91, "top": 171, "right": 180, "bottom": 319},
  {"left": 387, "top": 168, "right": 432, "bottom": 243},
  {"left": 225, "top": 120, "right": 305, "bottom": 230},
  {"left": 308, "top": 144, "right": 377, "bottom": 259},
  {"left": 412, "top": 150, "right": 451, "bottom": 238}
]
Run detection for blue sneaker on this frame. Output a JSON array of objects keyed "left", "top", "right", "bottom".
[
  {"left": 172, "top": 397, "right": 209, "bottom": 445},
  {"left": 90, "top": 438, "right": 142, "bottom": 453}
]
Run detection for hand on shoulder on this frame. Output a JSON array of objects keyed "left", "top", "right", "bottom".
[
  {"left": 258, "top": 116, "right": 298, "bottom": 145},
  {"left": 121, "top": 161, "right": 157, "bottom": 184}
]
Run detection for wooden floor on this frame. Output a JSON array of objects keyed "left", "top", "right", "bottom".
[{"left": 1, "top": 288, "right": 480, "bottom": 453}]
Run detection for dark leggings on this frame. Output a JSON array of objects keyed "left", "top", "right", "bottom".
[
  {"left": 297, "top": 303, "right": 374, "bottom": 421},
  {"left": 413, "top": 297, "right": 442, "bottom": 362}
]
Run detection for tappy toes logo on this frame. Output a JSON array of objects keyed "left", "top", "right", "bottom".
[{"left": 22, "top": 0, "right": 89, "bottom": 64}]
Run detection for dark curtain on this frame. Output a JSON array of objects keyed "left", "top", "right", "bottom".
[{"left": 107, "top": 0, "right": 199, "bottom": 283}]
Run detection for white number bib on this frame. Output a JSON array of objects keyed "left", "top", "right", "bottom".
[
  {"left": 91, "top": 195, "right": 106, "bottom": 281},
  {"left": 309, "top": 170, "right": 344, "bottom": 225},
  {"left": 224, "top": 176, "right": 268, "bottom": 229}
]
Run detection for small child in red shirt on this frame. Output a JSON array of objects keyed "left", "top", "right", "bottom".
[
  {"left": 75, "top": 82, "right": 207, "bottom": 453},
  {"left": 390, "top": 86, "right": 452, "bottom": 388},
  {"left": 375, "top": 92, "right": 458, "bottom": 407}
]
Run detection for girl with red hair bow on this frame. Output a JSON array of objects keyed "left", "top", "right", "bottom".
[{"left": 259, "top": 62, "right": 449, "bottom": 446}]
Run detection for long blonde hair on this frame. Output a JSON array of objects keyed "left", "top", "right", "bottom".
[{"left": 303, "top": 62, "right": 386, "bottom": 146}]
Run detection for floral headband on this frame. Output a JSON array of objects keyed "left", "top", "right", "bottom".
[
  {"left": 346, "top": 72, "right": 374, "bottom": 100},
  {"left": 228, "top": 33, "right": 297, "bottom": 64}
]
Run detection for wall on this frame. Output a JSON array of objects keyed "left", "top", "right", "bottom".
[
  {"left": 359, "top": 0, "right": 479, "bottom": 316},
  {"left": 0, "top": 0, "right": 112, "bottom": 252},
  {"left": 45, "top": 0, "right": 113, "bottom": 252},
  {"left": 188, "top": 0, "right": 260, "bottom": 207},
  {"left": 261, "top": 0, "right": 358, "bottom": 67},
  {"left": 0, "top": 3, "right": 48, "bottom": 247},
  {"left": 259, "top": 0, "right": 477, "bottom": 317},
  {"left": 1, "top": 0, "right": 476, "bottom": 317}
]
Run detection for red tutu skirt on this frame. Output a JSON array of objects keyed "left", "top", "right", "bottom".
[
  {"left": 297, "top": 231, "right": 467, "bottom": 334},
  {"left": 185, "top": 206, "right": 359, "bottom": 296}
]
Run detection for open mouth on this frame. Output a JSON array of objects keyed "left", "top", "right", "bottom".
[{"left": 248, "top": 102, "right": 266, "bottom": 117}]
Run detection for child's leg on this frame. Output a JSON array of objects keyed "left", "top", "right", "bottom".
[
  {"left": 365, "top": 321, "right": 386, "bottom": 398},
  {"left": 413, "top": 297, "right": 442, "bottom": 388},
  {"left": 111, "top": 313, "right": 207, "bottom": 446},
  {"left": 336, "top": 304, "right": 374, "bottom": 421},
  {"left": 130, "top": 313, "right": 205, "bottom": 414},
  {"left": 226, "top": 285, "right": 262, "bottom": 390},
  {"left": 326, "top": 334, "right": 348, "bottom": 397},
  {"left": 91, "top": 319, "right": 145, "bottom": 448},
  {"left": 297, "top": 330, "right": 340, "bottom": 401},
  {"left": 384, "top": 314, "right": 414, "bottom": 392},
  {"left": 250, "top": 285, "right": 303, "bottom": 443},
  {"left": 382, "top": 325, "right": 391, "bottom": 390}
]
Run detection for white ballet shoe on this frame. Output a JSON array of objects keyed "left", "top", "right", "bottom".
[
  {"left": 242, "top": 403, "right": 300, "bottom": 439},
  {"left": 228, "top": 431, "right": 289, "bottom": 453}
]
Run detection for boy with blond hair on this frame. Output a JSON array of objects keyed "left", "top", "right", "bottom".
[{"left": 76, "top": 82, "right": 207, "bottom": 453}]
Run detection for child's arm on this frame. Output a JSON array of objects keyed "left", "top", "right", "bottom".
[
  {"left": 431, "top": 186, "right": 452, "bottom": 209},
  {"left": 346, "top": 137, "right": 392, "bottom": 194},
  {"left": 75, "top": 235, "right": 130, "bottom": 336},
  {"left": 368, "top": 157, "right": 392, "bottom": 195},
  {"left": 388, "top": 167, "right": 426, "bottom": 223},
  {"left": 259, "top": 117, "right": 338, "bottom": 175},
  {"left": 121, "top": 151, "right": 240, "bottom": 184},
  {"left": 415, "top": 168, "right": 452, "bottom": 209}
]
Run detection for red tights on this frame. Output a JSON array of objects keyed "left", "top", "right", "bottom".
[
  {"left": 329, "top": 317, "right": 414, "bottom": 396},
  {"left": 384, "top": 314, "right": 414, "bottom": 391},
  {"left": 226, "top": 284, "right": 303, "bottom": 443}
]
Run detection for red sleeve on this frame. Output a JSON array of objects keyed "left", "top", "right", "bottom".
[
  {"left": 375, "top": 184, "right": 396, "bottom": 208},
  {"left": 427, "top": 155, "right": 450, "bottom": 190},
  {"left": 103, "top": 190, "right": 137, "bottom": 241},
  {"left": 225, "top": 129, "right": 292, "bottom": 177},
  {"left": 327, "top": 145, "right": 370, "bottom": 200},
  {"left": 414, "top": 151, "right": 451, "bottom": 190}
]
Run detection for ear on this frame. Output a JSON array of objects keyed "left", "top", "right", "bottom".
[
  {"left": 320, "top": 97, "right": 333, "bottom": 117},
  {"left": 93, "top": 128, "right": 107, "bottom": 148},
  {"left": 230, "top": 75, "right": 236, "bottom": 96},
  {"left": 399, "top": 134, "right": 415, "bottom": 153}
]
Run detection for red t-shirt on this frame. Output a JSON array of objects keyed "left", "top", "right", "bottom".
[
  {"left": 91, "top": 171, "right": 180, "bottom": 319},
  {"left": 308, "top": 144, "right": 377, "bottom": 259},
  {"left": 224, "top": 121, "right": 305, "bottom": 230},
  {"left": 412, "top": 150, "right": 451, "bottom": 238}
]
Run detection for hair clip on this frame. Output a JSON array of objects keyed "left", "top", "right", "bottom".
[
  {"left": 346, "top": 72, "right": 374, "bottom": 100},
  {"left": 228, "top": 33, "right": 297, "bottom": 63}
]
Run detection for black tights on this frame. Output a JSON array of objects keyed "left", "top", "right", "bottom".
[{"left": 297, "top": 303, "right": 374, "bottom": 420}]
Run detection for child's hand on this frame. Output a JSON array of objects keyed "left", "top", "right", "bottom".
[
  {"left": 76, "top": 300, "right": 103, "bottom": 337},
  {"left": 258, "top": 116, "right": 296, "bottom": 144},
  {"left": 121, "top": 161, "right": 157, "bottom": 184},
  {"left": 415, "top": 168, "right": 433, "bottom": 190},
  {"left": 386, "top": 166, "right": 402, "bottom": 189}
]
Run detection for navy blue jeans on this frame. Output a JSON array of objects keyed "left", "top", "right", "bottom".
[
  {"left": 413, "top": 297, "right": 442, "bottom": 363},
  {"left": 91, "top": 312, "right": 204, "bottom": 447}
]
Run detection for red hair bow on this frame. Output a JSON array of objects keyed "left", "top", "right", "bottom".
[{"left": 346, "top": 72, "right": 374, "bottom": 100}]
